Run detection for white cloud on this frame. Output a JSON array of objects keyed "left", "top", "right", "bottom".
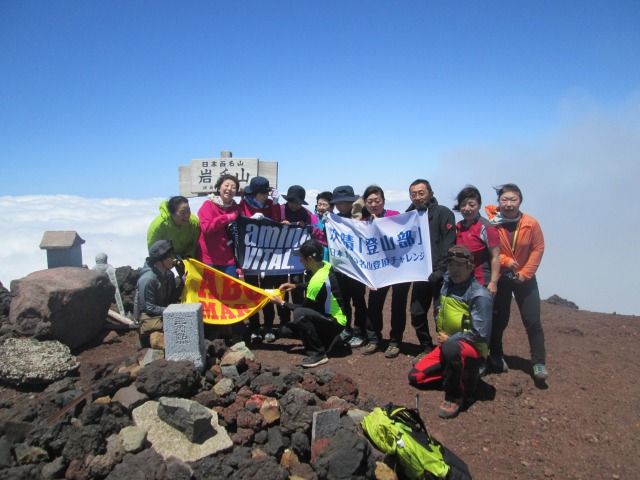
[
  {"left": 434, "top": 93, "right": 640, "bottom": 316},
  {"left": 2, "top": 95, "right": 638, "bottom": 316}
]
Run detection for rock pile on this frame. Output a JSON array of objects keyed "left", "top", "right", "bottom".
[
  {"left": 0, "top": 339, "right": 387, "bottom": 479},
  {"left": 546, "top": 294, "right": 579, "bottom": 310}
]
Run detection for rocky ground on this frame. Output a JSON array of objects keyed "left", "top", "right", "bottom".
[
  {"left": 1, "top": 284, "right": 639, "bottom": 479},
  {"left": 248, "top": 300, "right": 640, "bottom": 480}
]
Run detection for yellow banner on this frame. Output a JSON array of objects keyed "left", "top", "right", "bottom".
[{"left": 181, "top": 259, "right": 282, "bottom": 325}]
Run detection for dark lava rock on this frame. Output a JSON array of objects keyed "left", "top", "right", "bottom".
[
  {"left": 135, "top": 360, "right": 200, "bottom": 398},
  {"left": 105, "top": 448, "right": 166, "bottom": 480},
  {"left": 231, "top": 455, "right": 289, "bottom": 480},
  {"left": 546, "top": 294, "right": 579, "bottom": 310}
]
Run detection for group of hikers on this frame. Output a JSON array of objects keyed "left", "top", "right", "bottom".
[{"left": 136, "top": 173, "right": 546, "bottom": 419}]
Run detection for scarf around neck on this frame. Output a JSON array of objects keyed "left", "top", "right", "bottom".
[
  {"left": 243, "top": 195, "right": 266, "bottom": 209},
  {"left": 490, "top": 211, "right": 522, "bottom": 226},
  {"left": 209, "top": 194, "right": 235, "bottom": 209}
]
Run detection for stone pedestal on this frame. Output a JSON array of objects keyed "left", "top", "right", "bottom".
[{"left": 163, "top": 303, "right": 206, "bottom": 372}]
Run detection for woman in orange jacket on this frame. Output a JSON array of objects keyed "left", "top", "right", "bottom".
[{"left": 485, "top": 184, "right": 548, "bottom": 382}]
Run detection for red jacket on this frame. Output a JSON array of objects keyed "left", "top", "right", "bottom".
[
  {"left": 485, "top": 205, "right": 544, "bottom": 281},
  {"left": 239, "top": 198, "right": 282, "bottom": 222}
]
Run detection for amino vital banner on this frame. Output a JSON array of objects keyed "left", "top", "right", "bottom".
[
  {"left": 182, "top": 259, "right": 282, "bottom": 325},
  {"left": 231, "top": 216, "right": 312, "bottom": 275},
  {"left": 325, "top": 210, "right": 432, "bottom": 289}
]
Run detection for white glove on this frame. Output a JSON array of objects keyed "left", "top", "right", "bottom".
[
  {"left": 270, "top": 188, "right": 280, "bottom": 203},
  {"left": 251, "top": 212, "right": 265, "bottom": 220},
  {"left": 322, "top": 211, "right": 330, "bottom": 222}
]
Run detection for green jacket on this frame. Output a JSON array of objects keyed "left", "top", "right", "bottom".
[
  {"left": 435, "top": 274, "right": 493, "bottom": 358},
  {"left": 147, "top": 201, "right": 201, "bottom": 259}
]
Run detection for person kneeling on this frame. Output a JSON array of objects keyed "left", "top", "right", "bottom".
[
  {"left": 408, "top": 245, "right": 493, "bottom": 419},
  {"left": 269, "top": 239, "right": 347, "bottom": 368},
  {"left": 134, "top": 239, "right": 184, "bottom": 349}
]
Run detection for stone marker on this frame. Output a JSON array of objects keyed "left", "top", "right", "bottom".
[
  {"left": 163, "top": 303, "right": 206, "bottom": 372},
  {"left": 311, "top": 408, "right": 341, "bottom": 444}
]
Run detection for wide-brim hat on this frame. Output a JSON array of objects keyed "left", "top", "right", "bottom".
[
  {"left": 282, "top": 185, "right": 308, "bottom": 205},
  {"left": 244, "top": 176, "right": 271, "bottom": 195},
  {"left": 330, "top": 185, "right": 360, "bottom": 204}
]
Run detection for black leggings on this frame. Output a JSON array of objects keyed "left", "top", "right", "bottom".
[{"left": 490, "top": 276, "right": 546, "bottom": 365}]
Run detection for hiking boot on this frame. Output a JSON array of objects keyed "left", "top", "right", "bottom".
[
  {"left": 362, "top": 343, "right": 380, "bottom": 355},
  {"left": 438, "top": 400, "right": 461, "bottom": 419},
  {"left": 301, "top": 355, "right": 329, "bottom": 368},
  {"left": 488, "top": 354, "right": 508, "bottom": 373},
  {"left": 348, "top": 336, "right": 365, "bottom": 348},
  {"left": 384, "top": 345, "right": 400, "bottom": 358},
  {"left": 533, "top": 363, "right": 549, "bottom": 380},
  {"left": 411, "top": 348, "right": 434, "bottom": 366},
  {"left": 339, "top": 328, "right": 352, "bottom": 343},
  {"left": 264, "top": 332, "right": 276, "bottom": 343}
]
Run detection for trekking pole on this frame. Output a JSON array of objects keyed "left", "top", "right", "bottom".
[{"left": 415, "top": 394, "right": 420, "bottom": 410}]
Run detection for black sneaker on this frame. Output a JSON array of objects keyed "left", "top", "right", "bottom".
[
  {"left": 301, "top": 355, "right": 328, "bottom": 368},
  {"left": 250, "top": 332, "right": 263, "bottom": 344},
  {"left": 488, "top": 354, "right": 508, "bottom": 373}
]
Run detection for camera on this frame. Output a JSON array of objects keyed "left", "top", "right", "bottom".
[{"left": 504, "top": 270, "right": 518, "bottom": 280}]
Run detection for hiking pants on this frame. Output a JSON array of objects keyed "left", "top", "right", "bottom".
[
  {"left": 490, "top": 275, "right": 546, "bottom": 365},
  {"left": 390, "top": 281, "right": 439, "bottom": 351},
  {"left": 408, "top": 339, "right": 482, "bottom": 403},
  {"left": 293, "top": 307, "right": 343, "bottom": 357},
  {"left": 335, "top": 271, "right": 368, "bottom": 339},
  {"left": 245, "top": 275, "right": 277, "bottom": 333},
  {"left": 365, "top": 282, "right": 409, "bottom": 346}
]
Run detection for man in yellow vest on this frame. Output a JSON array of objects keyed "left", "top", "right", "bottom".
[
  {"left": 408, "top": 245, "right": 493, "bottom": 419},
  {"left": 270, "top": 239, "right": 348, "bottom": 368}
]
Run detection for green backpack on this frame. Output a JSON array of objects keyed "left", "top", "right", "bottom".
[{"left": 361, "top": 403, "right": 472, "bottom": 480}]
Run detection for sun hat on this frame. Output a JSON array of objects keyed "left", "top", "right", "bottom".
[
  {"left": 282, "top": 185, "right": 308, "bottom": 205},
  {"left": 244, "top": 176, "right": 271, "bottom": 195},
  {"left": 329, "top": 185, "right": 360, "bottom": 204}
]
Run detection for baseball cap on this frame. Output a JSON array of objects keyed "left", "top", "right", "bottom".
[{"left": 292, "top": 239, "right": 324, "bottom": 261}]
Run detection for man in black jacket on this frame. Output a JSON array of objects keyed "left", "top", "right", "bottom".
[{"left": 399, "top": 179, "right": 456, "bottom": 364}]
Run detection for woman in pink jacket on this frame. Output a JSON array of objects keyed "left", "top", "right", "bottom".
[{"left": 197, "top": 174, "right": 241, "bottom": 277}]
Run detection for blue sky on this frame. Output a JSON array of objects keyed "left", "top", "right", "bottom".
[{"left": 1, "top": 1, "right": 639, "bottom": 315}]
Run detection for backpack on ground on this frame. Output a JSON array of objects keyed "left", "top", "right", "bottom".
[{"left": 361, "top": 403, "right": 472, "bottom": 480}]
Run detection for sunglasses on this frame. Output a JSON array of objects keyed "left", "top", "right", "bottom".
[{"left": 446, "top": 251, "right": 473, "bottom": 260}]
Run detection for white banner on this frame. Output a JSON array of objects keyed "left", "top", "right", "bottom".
[{"left": 325, "top": 211, "right": 432, "bottom": 288}]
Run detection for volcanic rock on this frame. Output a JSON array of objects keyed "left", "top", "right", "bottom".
[
  {"left": 0, "top": 338, "right": 79, "bottom": 385},
  {"left": 9, "top": 267, "right": 114, "bottom": 349}
]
